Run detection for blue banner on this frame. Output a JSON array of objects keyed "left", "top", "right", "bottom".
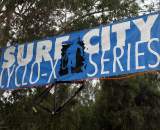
[{"left": 0, "top": 12, "right": 160, "bottom": 89}]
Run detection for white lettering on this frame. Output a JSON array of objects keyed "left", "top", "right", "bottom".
[
  {"left": 29, "top": 62, "right": 40, "bottom": 84},
  {"left": 17, "top": 43, "right": 33, "bottom": 66},
  {"left": 87, "top": 54, "right": 98, "bottom": 77},
  {"left": 83, "top": 29, "right": 100, "bottom": 54},
  {"left": 133, "top": 14, "right": 158, "bottom": 42},
  {"left": 0, "top": 69, "right": 4, "bottom": 88},
  {"left": 48, "top": 59, "right": 58, "bottom": 83},
  {"left": 54, "top": 36, "right": 69, "bottom": 60},
  {"left": 35, "top": 40, "right": 52, "bottom": 62},
  {"left": 148, "top": 38, "right": 160, "bottom": 68},
  {"left": 127, "top": 44, "right": 131, "bottom": 71},
  {"left": 135, "top": 41, "right": 145, "bottom": 70},
  {"left": 7, "top": 66, "right": 15, "bottom": 88},
  {"left": 2, "top": 46, "right": 15, "bottom": 69},
  {"left": 112, "top": 21, "right": 130, "bottom": 47},
  {"left": 101, "top": 51, "right": 110, "bottom": 74},
  {"left": 113, "top": 46, "right": 124, "bottom": 72},
  {"left": 15, "top": 66, "right": 21, "bottom": 87},
  {"left": 101, "top": 26, "right": 110, "bottom": 51},
  {"left": 22, "top": 66, "right": 27, "bottom": 86}
]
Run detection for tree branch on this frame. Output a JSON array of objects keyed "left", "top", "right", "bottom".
[{"left": 57, "top": 8, "right": 109, "bottom": 34}]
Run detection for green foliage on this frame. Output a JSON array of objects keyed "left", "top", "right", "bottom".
[
  {"left": 0, "top": 0, "right": 160, "bottom": 130},
  {"left": 94, "top": 74, "right": 160, "bottom": 130}
]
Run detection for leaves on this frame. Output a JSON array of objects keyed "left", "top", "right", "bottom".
[{"left": 0, "top": 0, "right": 160, "bottom": 130}]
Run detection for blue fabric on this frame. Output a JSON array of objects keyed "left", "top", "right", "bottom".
[{"left": 0, "top": 12, "right": 160, "bottom": 90}]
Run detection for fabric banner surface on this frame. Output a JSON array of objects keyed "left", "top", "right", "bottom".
[{"left": 0, "top": 12, "right": 160, "bottom": 89}]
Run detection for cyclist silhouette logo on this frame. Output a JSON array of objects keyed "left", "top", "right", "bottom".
[{"left": 59, "top": 38, "right": 86, "bottom": 76}]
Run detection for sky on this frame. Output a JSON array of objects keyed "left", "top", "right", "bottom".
[{"left": 141, "top": 0, "right": 159, "bottom": 8}]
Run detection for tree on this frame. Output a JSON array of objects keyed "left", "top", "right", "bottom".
[
  {"left": 92, "top": 2, "right": 160, "bottom": 130},
  {"left": 1, "top": 0, "right": 160, "bottom": 130},
  {"left": 94, "top": 74, "right": 160, "bottom": 130}
]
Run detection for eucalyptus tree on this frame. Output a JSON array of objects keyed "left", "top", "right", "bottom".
[{"left": 1, "top": 0, "right": 158, "bottom": 130}]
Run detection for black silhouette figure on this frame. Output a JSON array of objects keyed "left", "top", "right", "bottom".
[
  {"left": 59, "top": 38, "right": 85, "bottom": 76},
  {"left": 59, "top": 44, "right": 71, "bottom": 76}
]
